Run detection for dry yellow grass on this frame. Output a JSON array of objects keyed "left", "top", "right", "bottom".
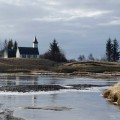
[
  {"left": 103, "top": 83, "right": 120, "bottom": 105},
  {"left": 1, "top": 59, "right": 120, "bottom": 75},
  {"left": 0, "top": 58, "right": 56, "bottom": 72},
  {"left": 59, "top": 61, "right": 120, "bottom": 73}
]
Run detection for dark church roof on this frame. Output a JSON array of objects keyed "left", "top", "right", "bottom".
[{"left": 18, "top": 47, "right": 39, "bottom": 55}]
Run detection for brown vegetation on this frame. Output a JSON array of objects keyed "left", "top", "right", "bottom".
[
  {"left": 59, "top": 61, "right": 120, "bottom": 73},
  {"left": 0, "top": 58, "right": 56, "bottom": 73},
  {"left": 103, "top": 83, "right": 120, "bottom": 105},
  {"left": 1, "top": 58, "right": 120, "bottom": 78}
]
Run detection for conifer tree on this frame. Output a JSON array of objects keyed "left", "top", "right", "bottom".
[
  {"left": 88, "top": 53, "right": 94, "bottom": 61},
  {"left": 7, "top": 39, "right": 13, "bottom": 49},
  {"left": 13, "top": 41, "right": 18, "bottom": 50},
  {"left": 106, "top": 38, "right": 113, "bottom": 61},
  {"left": 78, "top": 55, "right": 86, "bottom": 61},
  {"left": 113, "top": 38, "right": 119, "bottom": 61},
  {"left": 49, "top": 39, "right": 60, "bottom": 54},
  {"left": 41, "top": 39, "right": 67, "bottom": 62}
]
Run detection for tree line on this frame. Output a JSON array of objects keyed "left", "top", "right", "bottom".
[
  {"left": 0, "top": 37, "right": 120, "bottom": 62},
  {"left": 106, "top": 38, "right": 119, "bottom": 62},
  {"left": 0, "top": 39, "right": 18, "bottom": 57},
  {"left": 4, "top": 39, "right": 18, "bottom": 50},
  {"left": 0, "top": 39, "right": 18, "bottom": 51},
  {"left": 78, "top": 53, "right": 95, "bottom": 62},
  {"left": 0, "top": 38, "right": 67, "bottom": 62},
  {"left": 78, "top": 38, "right": 120, "bottom": 62}
]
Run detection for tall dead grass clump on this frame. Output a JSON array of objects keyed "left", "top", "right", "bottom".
[{"left": 103, "top": 83, "right": 120, "bottom": 105}]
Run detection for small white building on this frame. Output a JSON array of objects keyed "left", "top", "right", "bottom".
[
  {"left": 16, "top": 37, "right": 39, "bottom": 58},
  {"left": 4, "top": 37, "right": 39, "bottom": 58}
]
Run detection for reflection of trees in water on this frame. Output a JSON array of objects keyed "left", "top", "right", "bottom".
[
  {"left": 48, "top": 77, "right": 64, "bottom": 85},
  {"left": 31, "top": 94, "right": 58, "bottom": 107},
  {"left": 32, "top": 95, "right": 37, "bottom": 107},
  {"left": 6, "top": 81, "right": 16, "bottom": 86},
  {"left": 105, "top": 77, "right": 119, "bottom": 86},
  {"left": 50, "top": 94, "right": 58, "bottom": 104},
  {"left": 2, "top": 75, "right": 39, "bottom": 86},
  {"left": 49, "top": 78, "right": 57, "bottom": 84},
  {"left": 31, "top": 93, "right": 59, "bottom": 107},
  {"left": 16, "top": 76, "right": 38, "bottom": 85}
]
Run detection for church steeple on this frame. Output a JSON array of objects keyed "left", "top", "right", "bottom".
[{"left": 33, "top": 36, "right": 38, "bottom": 48}]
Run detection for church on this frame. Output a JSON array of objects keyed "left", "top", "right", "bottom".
[{"left": 4, "top": 37, "right": 39, "bottom": 58}]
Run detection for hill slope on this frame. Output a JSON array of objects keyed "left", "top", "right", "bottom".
[
  {"left": 58, "top": 61, "right": 120, "bottom": 73},
  {"left": 0, "top": 59, "right": 120, "bottom": 75},
  {"left": 0, "top": 58, "right": 56, "bottom": 72}
]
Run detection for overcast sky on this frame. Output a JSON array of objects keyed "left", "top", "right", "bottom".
[{"left": 0, "top": 0, "right": 120, "bottom": 59}]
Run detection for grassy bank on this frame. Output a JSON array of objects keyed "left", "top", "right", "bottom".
[
  {"left": 56, "top": 61, "right": 120, "bottom": 78},
  {"left": 1, "top": 58, "right": 120, "bottom": 76},
  {"left": 58, "top": 61, "right": 120, "bottom": 73},
  {"left": 0, "top": 58, "right": 57, "bottom": 73},
  {"left": 103, "top": 83, "right": 120, "bottom": 105}
]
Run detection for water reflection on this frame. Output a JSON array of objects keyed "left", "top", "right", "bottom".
[
  {"left": 50, "top": 94, "right": 58, "bottom": 104},
  {"left": 0, "top": 74, "right": 39, "bottom": 86},
  {"left": 0, "top": 74, "right": 120, "bottom": 120},
  {"left": 0, "top": 74, "right": 120, "bottom": 87},
  {"left": 47, "top": 77, "right": 65, "bottom": 85},
  {"left": 32, "top": 95, "right": 37, "bottom": 107}
]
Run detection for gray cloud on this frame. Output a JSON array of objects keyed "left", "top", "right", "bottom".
[{"left": 0, "top": 0, "right": 120, "bottom": 59}]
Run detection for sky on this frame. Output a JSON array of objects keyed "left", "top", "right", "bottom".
[{"left": 0, "top": 0, "right": 120, "bottom": 59}]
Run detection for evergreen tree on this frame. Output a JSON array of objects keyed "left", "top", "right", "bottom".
[
  {"left": 78, "top": 55, "right": 86, "bottom": 61},
  {"left": 106, "top": 38, "right": 113, "bottom": 61},
  {"left": 7, "top": 39, "right": 13, "bottom": 49},
  {"left": 106, "top": 38, "right": 119, "bottom": 62},
  {"left": 13, "top": 41, "right": 18, "bottom": 50},
  {"left": 49, "top": 39, "right": 60, "bottom": 54},
  {"left": 41, "top": 39, "right": 67, "bottom": 62},
  {"left": 88, "top": 53, "right": 94, "bottom": 61},
  {"left": 113, "top": 39, "right": 119, "bottom": 62}
]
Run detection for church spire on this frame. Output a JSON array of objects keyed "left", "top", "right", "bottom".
[{"left": 33, "top": 36, "right": 38, "bottom": 48}]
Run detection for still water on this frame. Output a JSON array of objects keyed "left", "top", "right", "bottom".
[{"left": 0, "top": 73, "right": 120, "bottom": 120}]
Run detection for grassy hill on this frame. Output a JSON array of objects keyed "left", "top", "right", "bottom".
[
  {"left": 58, "top": 61, "right": 120, "bottom": 73},
  {"left": 0, "top": 58, "right": 57, "bottom": 72},
  {"left": 0, "top": 58, "right": 120, "bottom": 75}
]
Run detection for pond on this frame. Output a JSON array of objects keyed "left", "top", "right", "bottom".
[{"left": 0, "top": 73, "right": 120, "bottom": 120}]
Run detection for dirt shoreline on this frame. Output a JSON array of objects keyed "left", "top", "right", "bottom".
[
  {"left": 0, "top": 58, "right": 120, "bottom": 79},
  {"left": 1, "top": 70, "right": 120, "bottom": 79},
  {"left": 30, "top": 70, "right": 120, "bottom": 79}
]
